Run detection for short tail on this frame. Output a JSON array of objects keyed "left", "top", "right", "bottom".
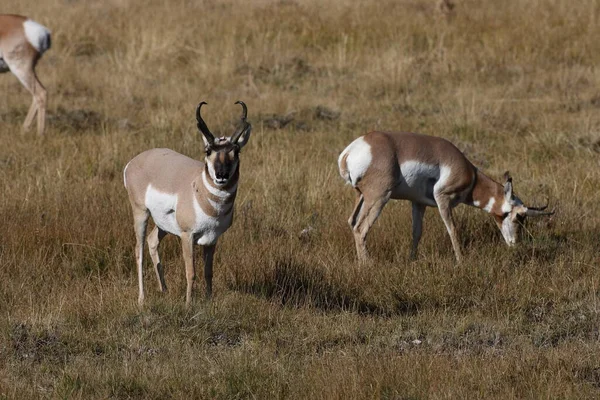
[{"left": 337, "top": 149, "right": 352, "bottom": 185}]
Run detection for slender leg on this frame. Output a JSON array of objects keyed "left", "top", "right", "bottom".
[
  {"left": 147, "top": 226, "right": 168, "bottom": 292},
  {"left": 410, "top": 202, "right": 427, "bottom": 260},
  {"left": 35, "top": 75, "right": 47, "bottom": 136},
  {"left": 181, "top": 232, "right": 196, "bottom": 307},
  {"left": 352, "top": 191, "right": 391, "bottom": 263},
  {"left": 9, "top": 63, "right": 47, "bottom": 136},
  {"left": 202, "top": 244, "right": 216, "bottom": 299},
  {"left": 132, "top": 208, "right": 149, "bottom": 306},
  {"left": 348, "top": 189, "right": 364, "bottom": 228},
  {"left": 23, "top": 98, "right": 38, "bottom": 132},
  {"left": 434, "top": 192, "right": 463, "bottom": 262}
]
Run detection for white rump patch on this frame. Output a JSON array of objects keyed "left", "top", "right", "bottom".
[
  {"left": 145, "top": 185, "right": 182, "bottom": 235},
  {"left": 483, "top": 197, "right": 496, "bottom": 213},
  {"left": 340, "top": 136, "right": 372, "bottom": 186},
  {"left": 23, "top": 20, "right": 51, "bottom": 54}
]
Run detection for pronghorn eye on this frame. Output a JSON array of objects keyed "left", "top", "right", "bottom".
[{"left": 205, "top": 149, "right": 212, "bottom": 156}]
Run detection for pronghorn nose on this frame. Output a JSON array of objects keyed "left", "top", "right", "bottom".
[{"left": 216, "top": 172, "right": 229, "bottom": 180}]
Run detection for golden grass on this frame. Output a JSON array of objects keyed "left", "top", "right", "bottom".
[{"left": 1, "top": 0, "right": 600, "bottom": 398}]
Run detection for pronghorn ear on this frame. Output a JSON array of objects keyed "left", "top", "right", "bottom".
[
  {"left": 235, "top": 125, "right": 252, "bottom": 149},
  {"left": 503, "top": 171, "right": 513, "bottom": 201},
  {"left": 504, "top": 179, "right": 513, "bottom": 201},
  {"left": 201, "top": 134, "right": 212, "bottom": 151}
]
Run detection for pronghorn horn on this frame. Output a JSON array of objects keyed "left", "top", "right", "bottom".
[
  {"left": 231, "top": 101, "right": 251, "bottom": 144},
  {"left": 525, "top": 198, "right": 553, "bottom": 216},
  {"left": 196, "top": 101, "right": 215, "bottom": 146},
  {"left": 525, "top": 208, "right": 554, "bottom": 217},
  {"left": 528, "top": 198, "right": 549, "bottom": 211}
]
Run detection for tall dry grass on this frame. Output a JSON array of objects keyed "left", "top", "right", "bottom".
[{"left": 1, "top": 0, "right": 600, "bottom": 398}]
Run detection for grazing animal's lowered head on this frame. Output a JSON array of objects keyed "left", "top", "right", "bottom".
[
  {"left": 196, "top": 101, "right": 252, "bottom": 187},
  {"left": 494, "top": 172, "right": 554, "bottom": 246}
]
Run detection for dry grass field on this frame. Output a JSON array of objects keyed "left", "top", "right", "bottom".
[{"left": 1, "top": 0, "right": 600, "bottom": 398}]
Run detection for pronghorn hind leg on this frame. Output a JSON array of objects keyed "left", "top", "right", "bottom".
[
  {"left": 34, "top": 74, "right": 47, "bottom": 136},
  {"left": 434, "top": 192, "right": 463, "bottom": 262},
  {"left": 202, "top": 244, "right": 216, "bottom": 299},
  {"left": 9, "top": 62, "right": 47, "bottom": 135},
  {"left": 410, "top": 202, "right": 427, "bottom": 260},
  {"left": 147, "top": 226, "right": 168, "bottom": 293},
  {"left": 348, "top": 188, "right": 364, "bottom": 228},
  {"left": 181, "top": 232, "right": 196, "bottom": 307},
  {"left": 352, "top": 191, "right": 391, "bottom": 263},
  {"left": 132, "top": 207, "right": 150, "bottom": 306},
  {"left": 23, "top": 97, "right": 38, "bottom": 133}
]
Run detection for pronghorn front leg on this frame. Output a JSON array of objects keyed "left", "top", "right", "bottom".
[
  {"left": 352, "top": 191, "right": 391, "bottom": 263},
  {"left": 181, "top": 232, "right": 196, "bottom": 306},
  {"left": 410, "top": 202, "right": 426, "bottom": 260},
  {"left": 202, "top": 244, "right": 216, "bottom": 299},
  {"left": 147, "top": 226, "right": 168, "bottom": 292},
  {"left": 434, "top": 193, "right": 463, "bottom": 262}
]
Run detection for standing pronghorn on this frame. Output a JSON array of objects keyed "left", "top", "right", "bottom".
[
  {"left": 0, "top": 15, "right": 51, "bottom": 136},
  {"left": 338, "top": 131, "right": 553, "bottom": 263},
  {"left": 124, "top": 101, "right": 252, "bottom": 306}
]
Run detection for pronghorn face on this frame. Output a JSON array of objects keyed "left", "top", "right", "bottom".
[
  {"left": 494, "top": 172, "right": 553, "bottom": 246},
  {"left": 495, "top": 197, "right": 527, "bottom": 246},
  {"left": 204, "top": 138, "right": 240, "bottom": 186},
  {"left": 195, "top": 101, "right": 252, "bottom": 186}
]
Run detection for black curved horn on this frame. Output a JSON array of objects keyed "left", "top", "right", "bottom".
[
  {"left": 235, "top": 100, "right": 248, "bottom": 120},
  {"left": 525, "top": 198, "right": 553, "bottom": 217},
  {"left": 196, "top": 102, "right": 215, "bottom": 146},
  {"left": 524, "top": 208, "right": 554, "bottom": 217},
  {"left": 528, "top": 198, "right": 549, "bottom": 211},
  {"left": 231, "top": 100, "right": 251, "bottom": 144}
]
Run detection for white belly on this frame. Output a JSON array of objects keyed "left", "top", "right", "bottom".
[
  {"left": 145, "top": 185, "right": 183, "bottom": 235},
  {"left": 392, "top": 161, "right": 445, "bottom": 206}
]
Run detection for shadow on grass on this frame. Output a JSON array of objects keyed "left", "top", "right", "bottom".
[{"left": 228, "top": 258, "right": 419, "bottom": 316}]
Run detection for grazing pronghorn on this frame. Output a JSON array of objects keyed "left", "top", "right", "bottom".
[
  {"left": 0, "top": 15, "right": 51, "bottom": 135},
  {"left": 338, "top": 131, "right": 553, "bottom": 263},
  {"left": 124, "top": 101, "right": 252, "bottom": 306}
]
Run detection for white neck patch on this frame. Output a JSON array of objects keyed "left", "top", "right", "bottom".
[{"left": 202, "top": 170, "right": 237, "bottom": 197}]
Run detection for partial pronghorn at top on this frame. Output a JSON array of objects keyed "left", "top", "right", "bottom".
[{"left": 0, "top": 14, "right": 51, "bottom": 136}]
